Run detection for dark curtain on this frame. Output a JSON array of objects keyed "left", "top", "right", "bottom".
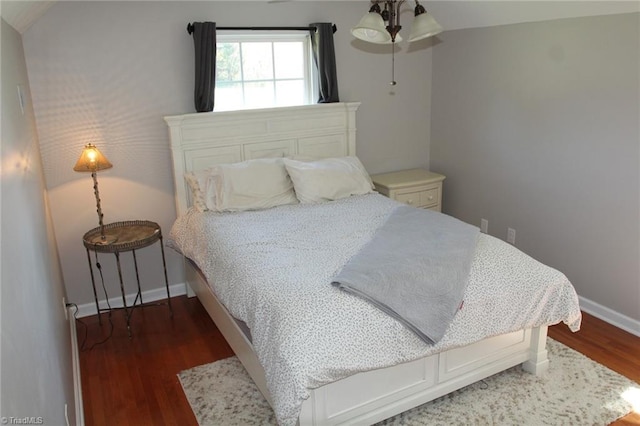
[
  {"left": 192, "top": 22, "right": 217, "bottom": 112},
  {"left": 310, "top": 23, "right": 339, "bottom": 103}
]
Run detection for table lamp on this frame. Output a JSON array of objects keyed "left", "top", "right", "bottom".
[{"left": 73, "top": 143, "right": 116, "bottom": 244}]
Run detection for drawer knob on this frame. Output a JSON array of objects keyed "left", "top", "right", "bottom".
[
  {"left": 407, "top": 199, "right": 414, "bottom": 205},
  {"left": 428, "top": 195, "right": 434, "bottom": 201}
]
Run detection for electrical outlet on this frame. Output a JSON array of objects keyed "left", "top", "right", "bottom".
[
  {"left": 480, "top": 218, "right": 489, "bottom": 234},
  {"left": 507, "top": 228, "right": 516, "bottom": 244},
  {"left": 62, "top": 297, "right": 68, "bottom": 320}
]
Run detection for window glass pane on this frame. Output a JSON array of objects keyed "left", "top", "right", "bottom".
[
  {"left": 215, "top": 82, "right": 244, "bottom": 111},
  {"left": 241, "top": 42, "right": 274, "bottom": 81},
  {"left": 244, "top": 81, "right": 275, "bottom": 108},
  {"left": 214, "top": 33, "right": 311, "bottom": 111},
  {"left": 275, "top": 80, "right": 305, "bottom": 106},
  {"left": 274, "top": 42, "right": 304, "bottom": 79},
  {"left": 216, "top": 43, "right": 241, "bottom": 82}
]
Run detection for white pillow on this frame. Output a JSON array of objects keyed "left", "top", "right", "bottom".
[
  {"left": 201, "top": 168, "right": 220, "bottom": 211},
  {"left": 283, "top": 156, "right": 374, "bottom": 204},
  {"left": 211, "top": 158, "right": 298, "bottom": 212},
  {"left": 184, "top": 171, "right": 210, "bottom": 212}
]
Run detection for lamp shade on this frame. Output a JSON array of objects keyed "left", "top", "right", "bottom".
[
  {"left": 351, "top": 12, "right": 392, "bottom": 44},
  {"left": 73, "top": 143, "right": 113, "bottom": 172},
  {"left": 408, "top": 12, "right": 443, "bottom": 42}
]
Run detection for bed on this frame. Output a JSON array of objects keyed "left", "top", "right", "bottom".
[{"left": 164, "top": 102, "right": 581, "bottom": 425}]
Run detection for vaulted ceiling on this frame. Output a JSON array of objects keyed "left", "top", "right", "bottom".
[
  {"left": 2, "top": 1, "right": 639, "bottom": 35},
  {"left": 1, "top": 1, "right": 55, "bottom": 33}
]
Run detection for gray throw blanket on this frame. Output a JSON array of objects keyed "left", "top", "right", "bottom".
[{"left": 332, "top": 206, "right": 479, "bottom": 344}]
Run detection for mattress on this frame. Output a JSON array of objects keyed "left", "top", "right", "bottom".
[{"left": 168, "top": 193, "right": 581, "bottom": 425}]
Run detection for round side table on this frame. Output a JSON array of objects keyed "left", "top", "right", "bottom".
[{"left": 83, "top": 220, "right": 172, "bottom": 336}]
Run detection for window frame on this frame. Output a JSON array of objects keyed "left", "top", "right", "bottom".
[{"left": 215, "top": 31, "right": 316, "bottom": 111}]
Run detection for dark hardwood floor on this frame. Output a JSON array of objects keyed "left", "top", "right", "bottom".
[
  {"left": 78, "top": 295, "right": 639, "bottom": 425},
  {"left": 78, "top": 296, "right": 232, "bottom": 426}
]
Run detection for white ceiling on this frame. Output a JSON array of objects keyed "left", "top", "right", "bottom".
[
  {"left": 1, "top": 1, "right": 639, "bottom": 35},
  {"left": 1, "top": 1, "right": 55, "bottom": 34}
]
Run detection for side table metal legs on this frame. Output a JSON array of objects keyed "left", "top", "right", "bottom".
[
  {"left": 132, "top": 250, "right": 143, "bottom": 306},
  {"left": 86, "top": 248, "right": 103, "bottom": 325},
  {"left": 83, "top": 220, "right": 171, "bottom": 338},
  {"left": 114, "top": 251, "right": 133, "bottom": 337},
  {"left": 86, "top": 245, "right": 173, "bottom": 338},
  {"left": 159, "top": 235, "right": 173, "bottom": 316}
]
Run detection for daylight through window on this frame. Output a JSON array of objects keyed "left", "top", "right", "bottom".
[{"left": 215, "top": 33, "right": 313, "bottom": 111}]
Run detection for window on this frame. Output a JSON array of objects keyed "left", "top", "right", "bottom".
[{"left": 215, "top": 33, "right": 314, "bottom": 111}]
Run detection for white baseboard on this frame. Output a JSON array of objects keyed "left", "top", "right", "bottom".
[
  {"left": 579, "top": 295, "right": 640, "bottom": 337},
  {"left": 68, "top": 305, "right": 84, "bottom": 426},
  {"left": 74, "top": 282, "right": 188, "bottom": 318}
]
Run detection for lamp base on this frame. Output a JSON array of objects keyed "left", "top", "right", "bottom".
[{"left": 90, "top": 234, "right": 118, "bottom": 245}]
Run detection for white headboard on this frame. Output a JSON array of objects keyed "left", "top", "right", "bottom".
[{"left": 164, "top": 102, "right": 361, "bottom": 215}]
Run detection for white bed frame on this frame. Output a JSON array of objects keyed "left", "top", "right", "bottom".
[{"left": 165, "top": 103, "right": 549, "bottom": 425}]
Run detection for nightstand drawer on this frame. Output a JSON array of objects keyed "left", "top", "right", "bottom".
[
  {"left": 394, "top": 191, "right": 423, "bottom": 207},
  {"left": 395, "top": 187, "right": 440, "bottom": 208},
  {"left": 395, "top": 190, "right": 422, "bottom": 207},
  {"left": 421, "top": 188, "right": 440, "bottom": 208}
]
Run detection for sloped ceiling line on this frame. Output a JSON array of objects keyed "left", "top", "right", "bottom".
[
  {"left": 1, "top": 1, "right": 56, "bottom": 34},
  {"left": 2, "top": 1, "right": 639, "bottom": 36}
]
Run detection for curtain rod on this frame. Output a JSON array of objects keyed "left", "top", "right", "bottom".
[{"left": 187, "top": 23, "right": 337, "bottom": 35}]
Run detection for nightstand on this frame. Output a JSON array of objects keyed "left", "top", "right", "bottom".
[
  {"left": 371, "top": 169, "right": 446, "bottom": 212},
  {"left": 83, "top": 220, "right": 172, "bottom": 336}
]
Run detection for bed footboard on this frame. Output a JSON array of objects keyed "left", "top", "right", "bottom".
[{"left": 299, "top": 326, "right": 548, "bottom": 425}]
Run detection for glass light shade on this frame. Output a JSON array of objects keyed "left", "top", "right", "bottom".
[
  {"left": 73, "top": 143, "right": 113, "bottom": 172},
  {"left": 408, "top": 12, "right": 443, "bottom": 42},
  {"left": 351, "top": 12, "right": 392, "bottom": 44}
]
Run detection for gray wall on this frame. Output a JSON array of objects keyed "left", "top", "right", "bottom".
[
  {"left": 22, "top": 1, "right": 434, "bottom": 308},
  {"left": 1, "top": 18, "right": 77, "bottom": 426},
  {"left": 430, "top": 13, "right": 640, "bottom": 325}
]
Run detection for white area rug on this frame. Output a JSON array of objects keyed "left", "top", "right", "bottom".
[{"left": 178, "top": 339, "right": 638, "bottom": 425}]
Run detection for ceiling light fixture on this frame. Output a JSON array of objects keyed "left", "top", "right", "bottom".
[{"left": 352, "top": 0, "right": 442, "bottom": 85}]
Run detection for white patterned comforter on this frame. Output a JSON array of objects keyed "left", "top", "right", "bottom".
[{"left": 168, "top": 193, "right": 581, "bottom": 425}]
